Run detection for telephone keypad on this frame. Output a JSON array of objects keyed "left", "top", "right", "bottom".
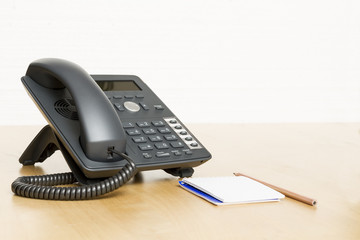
[{"left": 124, "top": 117, "right": 202, "bottom": 160}]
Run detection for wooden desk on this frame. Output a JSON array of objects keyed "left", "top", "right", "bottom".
[{"left": 1, "top": 124, "right": 360, "bottom": 239}]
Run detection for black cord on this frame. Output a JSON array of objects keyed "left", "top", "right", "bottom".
[{"left": 11, "top": 151, "right": 137, "bottom": 200}]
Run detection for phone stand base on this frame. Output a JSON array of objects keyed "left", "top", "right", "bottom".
[{"left": 18, "top": 125, "right": 105, "bottom": 184}]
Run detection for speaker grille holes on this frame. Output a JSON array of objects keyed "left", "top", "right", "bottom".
[{"left": 54, "top": 99, "right": 78, "bottom": 120}]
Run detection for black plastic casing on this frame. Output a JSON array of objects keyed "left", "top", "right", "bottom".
[{"left": 22, "top": 74, "right": 211, "bottom": 178}]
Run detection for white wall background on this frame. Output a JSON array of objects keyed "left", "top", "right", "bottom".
[{"left": 1, "top": 0, "right": 360, "bottom": 125}]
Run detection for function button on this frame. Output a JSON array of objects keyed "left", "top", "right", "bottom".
[
  {"left": 113, "top": 95, "right": 123, "bottom": 99},
  {"left": 142, "top": 152, "right": 152, "bottom": 159},
  {"left": 174, "top": 125, "right": 182, "bottom": 130},
  {"left": 136, "top": 121, "right": 151, "bottom": 128},
  {"left": 132, "top": 136, "right": 147, "bottom": 143},
  {"left": 143, "top": 128, "right": 156, "bottom": 135},
  {"left": 190, "top": 142, "right": 199, "bottom": 147},
  {"left": 139, "top": 102, "right": 149, "bottom": 111},
  {"left": 184, "top": 150, "right": 193, "bottom": 155},
  {"left": 170, "top": 142, "right": 185, "bottom": 148},
  {"left": 138, "top": 144, "right": 153, "bottom": 151},
  {"left": 169, "top": 119, "right": 177, "bottom": 124},
  {"left": 155, "top": 142, "right": 169, "bottom": 150},
  {"left": 149, "top": 135, "right": 162, "bottom": 142},
  {"left": 114, "top": 103, "right": 125, "bottom": 112},
  {"left": 184, "top": 136, "right": 193, "bottom": 141},
  {"left": 123, "top": 122, "right": 135, "bottom": 129},
  {"left": 154, "top": 105, "right": 164, "bottom": 110},
  {"left": 158, "top": 127, "right": 172, "bottom": 134},
  {"left": 124, "top": 101, "right": 140, "bottom": 112},
  {"left": 126, "top": 129, "right": 141, "bottom": 136},
  {"left": 156, "top": 152, "right": 170, "bottom": 158},
  {"left": 135, "top": 94, "right": 144, "bottom": 98},
  {"left": 172, "top": 150, "right": 182, "bottom": 156},
  {"left": 164, "top": 134, "right": 178, "bottom": 141},
  {"left": 151, "top": 120, "right": 165, "bottom": 127},
  {"left": 124, "top": 95, "right": 134, "bottom": 99},
  {"left": 179, "top": 131, "right": 187, "bottom": 135}
]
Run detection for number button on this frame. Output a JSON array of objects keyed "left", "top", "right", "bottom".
[
  {"left": 143, "top": 128, "right": 156, "bottom": 135},
  {"left": 164, "top": 134, "right": 178, "bottom": 141},
  {"left": 126, "top": 129, "right": 141, "bottom": 136},
  {"left": 123, "top": 122, "right": 135, "bottom": 129},
  {"left": 155, "top": 143, "right": 169, "bottom": 149},
  {"left": 136, "top": 121, "right": 150, "bottom": 128},
  {"left": 151, "top": 120, "right": 165, "bottom": 127},
  {"left": 138, "top": 144, "right": 153, "bottom": 151},
  {"left": 132, "top": 136, "right": 147, "bottom": 143},
  {"left": 149, "top": 136, "right": 162, "bottom": 142},
  {"left": 158, "top": 127, "right": 171, "bottom": 134}
]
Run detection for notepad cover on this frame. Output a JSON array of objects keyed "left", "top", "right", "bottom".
[{"left": 179, "top": 176, "right": 284, "bottom": 205}]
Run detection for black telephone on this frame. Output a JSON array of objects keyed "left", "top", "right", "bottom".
[{"left": 12, "top": 58, "right": 211, "bottom": 200}]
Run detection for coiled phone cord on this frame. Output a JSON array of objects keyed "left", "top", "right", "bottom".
[{"left": 11, "top": 150, "right": 137, "bottom": 200}]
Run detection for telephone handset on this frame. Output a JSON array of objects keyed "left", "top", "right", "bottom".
[{"left": 12, "top": 58, "right": 211, "bottom": 200}]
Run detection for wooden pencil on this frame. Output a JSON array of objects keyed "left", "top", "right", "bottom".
[{"left": 234, "top": 172, "right": 317, "bottom": 206}]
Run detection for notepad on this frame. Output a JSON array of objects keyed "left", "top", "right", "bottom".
[{"left": 179, "top": 176, "right": 285, "bottom": 205}]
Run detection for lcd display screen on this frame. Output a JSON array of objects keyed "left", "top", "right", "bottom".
[{"left": 96, "top": 81, "right": 141, "bottom": 91}]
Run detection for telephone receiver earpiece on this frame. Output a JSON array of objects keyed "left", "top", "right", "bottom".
[{"left": 26, "top": 58, "right": 126, "bottom": 161}]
